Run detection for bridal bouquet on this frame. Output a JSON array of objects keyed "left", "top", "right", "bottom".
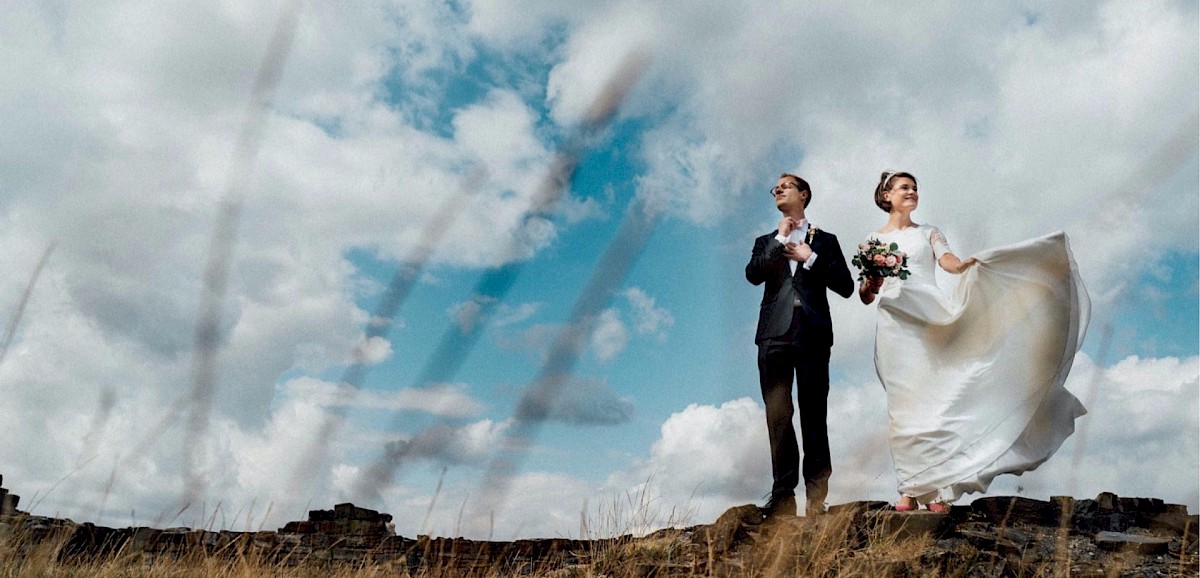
[{"left": 852, "top": 238, "right": 909, "bottom": 281}]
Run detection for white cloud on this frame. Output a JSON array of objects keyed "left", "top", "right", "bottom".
[
  {"left": 606, "top": 398, "right": 768, "bottom": 524},
  {"left": 388, "top": 419, "right": 511, "bottom": 466},
  {"left": 454, "top": 90, "right": 550, "bottom": 191},
  {"left": 347, "top": 418, "right": 513, "bottom": 507},
  {"left": 589, "top": 308, "right": 628, "bottom": 362},
  {"left": 985, "top": 354, "right": 1199, "bottom": 507},
  {"left": 622, "top": 287, "right": 674, "bottom": 338},
  {"left": 382, "top": 385, "right": 488, "bottom": 418},
  {"left": 544, "top": 3, "right": 656, "bottom": 127},
  {"left": 514, "top": 375, "right": 635, "bottom": 426},
  {"left": 492, "top": 302, "right": 540, "bottom": 328},
  {"left": 497, "top": 293, "right": 669, "bottom": 364},
  {"left": 635, "top": 118, "right": 737, "bottom": 223},
  {"left": 352, "top": 335, "right": 393, "bottom": 365},
  {"left": 382, "top": 469, "right": 600, "bottom": 539},
  {"left": 281, "top": 377, "right": 486, "bottom": 418},
  {"left": 448, "top": 295, "right": 495, "bottom": 333},
  {"left": 0, "top": 0, "right": 568, "bottom": 436},
  {"left": 465, "top": 0, "right": 583, "bottom": 50}
]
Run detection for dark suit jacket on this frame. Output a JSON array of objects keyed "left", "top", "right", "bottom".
[{"left": 746, "top": 228, "right": 854, "bottom": 346}]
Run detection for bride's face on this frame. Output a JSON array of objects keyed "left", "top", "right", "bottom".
[{"left": 887, "top": 177, "right": 919, "bottom": 212}]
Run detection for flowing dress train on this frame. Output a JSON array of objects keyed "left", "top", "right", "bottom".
[{"left": 870, "top": 226, "right": 1088, "bottom": 503}]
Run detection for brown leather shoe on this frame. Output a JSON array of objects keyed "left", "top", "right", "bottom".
[
  {"left": 805, "top": 501, "right": 827, "bottom": 517},
  {"left": 759, "top": 493, "right": 797, "bottom": 519}
]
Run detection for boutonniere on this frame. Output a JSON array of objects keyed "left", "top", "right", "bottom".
[{"left": 806, "top": 224, "right": 819, "bottom": 245}]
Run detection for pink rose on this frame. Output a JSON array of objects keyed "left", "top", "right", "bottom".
[
  {"left": 873, "top": 254, "right": 886, "bottom": 265},
  {"left": 884, "top": 255, "right": 897, "bottom": 267}
]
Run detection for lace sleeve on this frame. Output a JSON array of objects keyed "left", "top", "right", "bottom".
[{"left": 927, "top": 226, "right": 952, "bottom": 259}]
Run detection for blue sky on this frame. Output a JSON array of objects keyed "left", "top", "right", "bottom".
[{"left": 0, "top": 0, "right": 1196, "bottom": 539}]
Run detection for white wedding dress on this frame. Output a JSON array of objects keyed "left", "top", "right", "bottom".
[{"left": 869, "top": 225, "right": 1088, "bottom": 504}]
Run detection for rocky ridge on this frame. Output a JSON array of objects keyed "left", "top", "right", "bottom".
[{"left": 0, "top": 473, "right": 1196, "bottom": 576}]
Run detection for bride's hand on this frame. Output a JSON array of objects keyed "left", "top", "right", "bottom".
[
  {"left": 859, "top": 276, "right": 883, "bottom": 304},
  {"left": 950, "top": 257, "right": 978, "bottom": 273},
  {"left": 939, "top": 253, "right": 978, "bottom": 274}
]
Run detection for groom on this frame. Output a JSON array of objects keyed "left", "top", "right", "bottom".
[{"left": 746, "top": 173, "right": 854, "bottom": 518}]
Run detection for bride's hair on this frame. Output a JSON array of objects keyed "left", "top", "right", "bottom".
[{"left": 874, "top": 170, "right": 917, "bottom": 213}]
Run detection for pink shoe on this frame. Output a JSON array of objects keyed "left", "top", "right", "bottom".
[
  {"left": 927, "top": 502, "right": 950, "bottom": 514},
  {"left": 895, "top": 497, "right": 918, "bottom": 512}
]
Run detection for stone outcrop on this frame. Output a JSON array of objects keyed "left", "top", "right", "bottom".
[
  {"left": 689, "top": 493, "right": 1198, "bottom": 577},
  {"left": 0, "top": 473, "right": 1195, "bottom": 577},
  {"left": 0, "top": 475, "right": 19, "bottom": 516}
]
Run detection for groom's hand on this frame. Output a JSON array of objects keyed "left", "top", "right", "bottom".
[
  {"left": 777, "top": 216, "right": 797, "bottom": 237},
  {"left": 783, "top": 242, "right": 812, "bottom": 262}
]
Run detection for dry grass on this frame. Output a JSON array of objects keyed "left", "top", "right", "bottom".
[
  {"left": 740, "top": 508, "right": 934, "bottom": 577},
  {"left": 4, "top": 495, "right": 1195, "bottom": 578}
]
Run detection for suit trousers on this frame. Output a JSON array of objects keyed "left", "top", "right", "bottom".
[{"left": 757, "top": 305, "right": 831, "bottom": 503}]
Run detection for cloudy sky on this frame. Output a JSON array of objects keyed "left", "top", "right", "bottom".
[{"left": 0, "top": 0, "right": 1196, "bottom": 539}]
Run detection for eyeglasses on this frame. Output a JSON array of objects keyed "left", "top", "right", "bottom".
[{"left": 769, "top": 182, "right": 798, "bottom": 197}]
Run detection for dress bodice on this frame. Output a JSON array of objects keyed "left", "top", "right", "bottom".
[{"left": 867, "top": 225, "right": 951, "bottom": 287}]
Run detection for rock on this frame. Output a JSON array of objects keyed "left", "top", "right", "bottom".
[
  {"left": 299, "top": 503, "right": 393, "bottom": 536},
  {"left": 862, "top": 510, "right": 948, "bottom": 540},
  {"left": 970, "top": 496, "right": 1058, "bottom": 527},
  {"left": 827, "top": 500, "right": 891, "bottom": 518},
  {"left": 1118, "top": 497, "right": 1165, "bottom": 515},
  {"left": 1148, "top": 512, "right": 1199, "bottom": 537},
  {"left": 334, "top": 503, "right": 392, "bottom": 522},
  {"left": 1073, "top": 509, "right": 1136, "bottom": 534},
  {"left": 1093, "top": 531, "right": 1170, "bottom": 555},
  {"left": 59, "top": 523, "right": 130, "bottom": 561},
  {"left": 1071, "top": 494, "right": 1142, "bottom": 533},
  {"left": 1072, "top": 498, "right": 1098, "bottom": 514},
  {"left": 1049, "top": 496, "right": 1075, "bottom": 526},
  {"left": 957, "top": 525, "right": 1033, "bottom": 555},
  {"left": 130, "top": 527, "right": 158, "bottom": 551},
  {"left": 694, "top": 504, "right": 759, "bottom": 554},
  {"left": 279, "top": 520, "right": 316, "bottom": 534},
  {"left": 0, "top": 490, "right": 19, "bottom": 516},
  {"left": 1166, "top": 503, "right": 1189, "bottom": 515}
]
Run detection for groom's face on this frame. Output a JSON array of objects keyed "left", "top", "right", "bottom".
[{"left": 772, "top": 177, "right": 806, "bottom": 211}]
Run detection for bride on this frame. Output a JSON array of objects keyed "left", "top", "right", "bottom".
[{"left": 859, "top": 171, "right": 1089, "bottom": 512}]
